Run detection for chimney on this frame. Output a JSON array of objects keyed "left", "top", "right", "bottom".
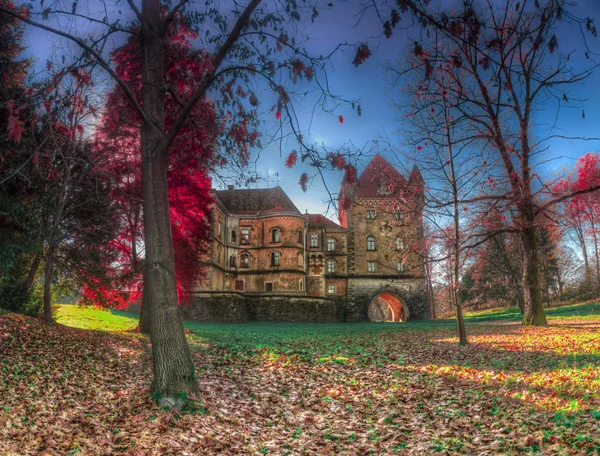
[{"left": 227, "top": 185, "right": 234, "bottom": 190}]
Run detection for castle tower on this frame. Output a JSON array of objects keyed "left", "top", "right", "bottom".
[{"left": 340, "top": 154, "right": 430, "bottom": 321}]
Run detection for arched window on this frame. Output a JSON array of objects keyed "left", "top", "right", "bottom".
[
  {"left": 270, "top": 251, "right": 280, "bottom": 266},
  {"left": 367, "top": 235, "right": 376, "bottom": 251},
  {"left": 327, "top": 238, "right": 335, "bottom": 251},
  {"left": 271, "top": 228, "right": 281, "bottom": 243},
  {"left": 297, "top": 252, "right": 304, "bottom": 267},
  {"left": 297, "top": 229, "right": 304, "bottom": 244},
  {"left": 240, "top": 253, "right": 250, "bottom": 268},
  {"left": 229, "top": 255, "right": 236, "bottom": 267},
  {"left": 395, "top": 237, "right": 404, "bottom": 251},
  {"left": 326, "top": 259, "right": 336, "bottom": 273}
]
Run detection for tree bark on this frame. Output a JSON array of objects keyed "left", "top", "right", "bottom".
[
  {"left": 24, "top": 253, "right": 42, "bottom": 295},
  {"left": 140, "top": 0, "right": 197, "bottom": 409},
  {"left": 137, "top": 279, "right": 151, "bottom": 333},
  {"left": 521, "top": 225, "right": 547, "bottom": 325},
  {"left": 42, "top": 246, "right": 55, "bottom": 322}
]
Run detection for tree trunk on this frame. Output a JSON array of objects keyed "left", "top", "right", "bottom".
[
  {"left": 137, "top": 280, "right": 151, "bottom": 333},
  {"left": 521, "top": 225, "right": 547, "bottom": 325},
  {"left": 42, "top": 245, "right": 55, "bottom": 323},
  {"left": 574, "top": 224, "right": 592, "bottom": 285},
  {"left": 141, "top": 0, "right": 197, "bottom": 409},
  {"left": 24, "top": 253, "right": 42, "bottom": 295}
]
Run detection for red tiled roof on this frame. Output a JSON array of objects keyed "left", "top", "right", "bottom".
[
  {"left": 307, "top": 213, "right": 345, "bottom": 230},
  {"left": 215, "top": 186, "right": 301, "bottom": 215},
  {"left": 357, "top": 154, "right": 407, "bottom": 198}
]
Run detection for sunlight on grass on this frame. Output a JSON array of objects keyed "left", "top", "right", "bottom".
[{"left": 55, "top": 304, "right": 138, "bottom": 332}]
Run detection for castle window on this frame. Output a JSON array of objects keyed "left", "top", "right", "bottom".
[
  {"left": 240, "top": 228, "right": 250, "bottom": 244},
  {"left": 271, "top": 228, "right": 281, "bottom": 243},
  {"left": 265, "top": 282, "right": 273, "bottom": 292},
  {"left": 240, "top": 253, "right": 250, "bottom": 268},
  {"left": 216, "top": 245, "right": 222, "bottom": 263},
  {"left": 395, "top": 237, "right": 404, "bottom": 251},
  {"left": 326, "top": 259, "right": 336, "bottom": 273},
  {"left": 298, "top": 229, "right": 304, "bottom": 244},
  {"left": 234, "top": 280, "right": 244, "bottom": 291},
  {"left": 299, "top": 280, "right": 304, "bottom": 291},
  {"left": 231, "top": 230, "right": 237, "bottom": 243},
  {"left": 297, "top": 252, "right": 304, "bottom": 267},
  {"left": 366, "top": 209, "right": 376, "bottom": 220},
  {"left": 270, "top": 251, "right": 280, "bottom": 266},
  {"left": 218, "top": 217, "right": 223, "bottom": 237},
  {"left": 327, "top": 238, "right": 335, "bottom": 251},
  {"left": 229, "top": 255, "right": 236, "bottom": 267},
  {"left": 367, "top": 235, "right": 376, "bottom": 251},
  {"left": 327, "top": 284, "right": 336, "bottom": 295},
  {"left": 310, "top": 233, "right": 319, "bottom": 247},
  {"left": 396, "top": 261, "right": 405, "bottom": 272},
  {"left": 367, "top": 261, "right": 377, "bottom": 273},
  {"left": 394, "top": 208, "right": 404, "bottom": 221}
]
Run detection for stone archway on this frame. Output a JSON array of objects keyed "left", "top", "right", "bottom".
[{"left": 368, "top": 292, "right": 408, "bottom": 322}]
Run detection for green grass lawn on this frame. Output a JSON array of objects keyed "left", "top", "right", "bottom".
[
  {"left": 54, "top": 304, "right": 139, "bottom": 331},
  {"left": 463, "top": 301, "right": 600, "bottom": 322}
]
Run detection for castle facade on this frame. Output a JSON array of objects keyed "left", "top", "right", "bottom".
[{"left": 188, "top": 155, "right": 431, "bottom": 323}]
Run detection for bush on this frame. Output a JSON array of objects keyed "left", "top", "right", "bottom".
[{"left": 0, "top": 280, "right": 43, "bottom": 317}]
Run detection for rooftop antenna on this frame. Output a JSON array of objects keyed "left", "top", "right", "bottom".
[{"left": 265, "top": 171, "right": 280, "bottom": 188}]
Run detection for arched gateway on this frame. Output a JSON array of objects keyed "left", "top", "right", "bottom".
[{"left": 367, "top": 292, "right": 409, "bottom": 322}]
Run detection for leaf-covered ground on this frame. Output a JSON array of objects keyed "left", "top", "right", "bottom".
[{"left": 1, "top": 305, "right": 599, "bottom": 455}]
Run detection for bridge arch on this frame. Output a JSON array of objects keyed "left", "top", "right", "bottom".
[{"left": 367, "top": 291, "right": 409, "bottom": 322}]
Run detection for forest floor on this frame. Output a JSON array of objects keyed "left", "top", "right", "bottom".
[{"left": 1, "top": 303, "right": 599, "bottom": 455}]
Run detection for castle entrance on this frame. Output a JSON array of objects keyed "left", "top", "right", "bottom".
[{"left": 367, "top": 292, "right": 407, "bottom": 322}]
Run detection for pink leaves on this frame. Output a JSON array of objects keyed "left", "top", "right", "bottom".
[
  {"left": 338, "top": 115, "right": 344, "bottom": 125},
  {"left": 352, "top": 43, "right": 371, "bottom": 67},
  {"left": 275, "top": 110, "right": 281, "bottom": 120},
  {"left": 6, "top": 99, "right": 25, "bottom": 143},
  {"left": 299, "top": 173, "right": 309, "bottom": 192},
  {"left": 285, "top": 151, "right": 297, "bottom": 168},
  {"left": 7, "top": 115, "right": 24, "bottom": 143}
]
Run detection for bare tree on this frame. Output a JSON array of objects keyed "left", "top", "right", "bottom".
[{"left": 379, "top": 0, "right": 598, "bottom": 325}]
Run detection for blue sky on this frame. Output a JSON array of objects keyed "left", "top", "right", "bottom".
[
  {"left": 245, "top": 1, "right": 600, "bottom": 218},
  {"left": 21, "top": 0, "right": 600, "bottom": 220}
]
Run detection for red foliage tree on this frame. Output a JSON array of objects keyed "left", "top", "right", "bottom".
[{"left": 81, "top": 17, "right": 220, "bottom": 315}]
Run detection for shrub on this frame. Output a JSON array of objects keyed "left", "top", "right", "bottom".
[{"left": 0, "top": 280, "right": 43, "bottom": 317}]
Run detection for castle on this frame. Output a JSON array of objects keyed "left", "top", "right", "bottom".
[{"left": 183, "top": 154, "right": 431, "bottom": 323}]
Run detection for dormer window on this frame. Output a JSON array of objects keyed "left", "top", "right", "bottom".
[{"left": 377, "top": 179, "right": 392, "bottom": 195}]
